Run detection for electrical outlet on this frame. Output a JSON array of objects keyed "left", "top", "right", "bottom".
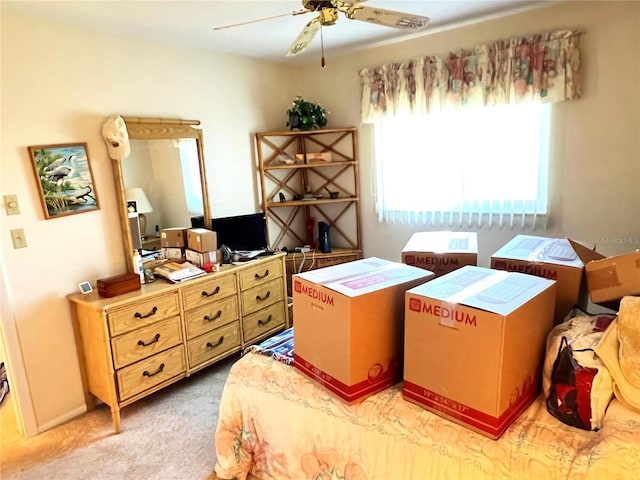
[{"left": 11, "top": 228, "right": 27, "bottom": 249}]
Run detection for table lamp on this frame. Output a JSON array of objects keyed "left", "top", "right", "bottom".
[{"left": 126, "top": 187, "right": 153, "bottom": 239}]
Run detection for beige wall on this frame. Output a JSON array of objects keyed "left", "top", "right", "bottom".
[
  {"left": 0, "top": 10, "right": 296, "bottom": 432},
  {"left": 2, "top": 0, "right": 639, "bottom": 433},
  {"left": 297, "top": 0, "right": 640, "bottom": 263}
]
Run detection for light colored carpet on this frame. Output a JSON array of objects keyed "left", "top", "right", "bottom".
[{"left": 1, "top": 353, "right": 239, "bottom": 480}]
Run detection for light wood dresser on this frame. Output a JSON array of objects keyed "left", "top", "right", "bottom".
[{"left": 68, "top": 253, "right": 288, "bottom": 433}]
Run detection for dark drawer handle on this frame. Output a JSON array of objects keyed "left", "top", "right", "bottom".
[
  {"left": 137, "top": 333, "right": 160, "bottom": 347},
  {"left": 256, "top": 291, "right": 271, "bottom": 302},
  {"left": 258, "top": 314, "right": 273, "bottom": 327},
  {"left": 254, "top": 269, "right": 269, "bottom": 280},
  {"left": 134, "top": 306, "right": 158, "bottom": 319},
  {"left": 204, "top": 310, "right": 222, "bottom": 322},
  {"left": 206, "top": 336, "right": 225, "bottom": 349},
  {"left": 142, "top": 363, "right": 165, "bottom": 378},
  {"left": 202, "top": 286, "right": 221, "bottom": 297}
]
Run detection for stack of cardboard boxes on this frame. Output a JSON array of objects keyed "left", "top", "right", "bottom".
[
  {"left": 160, "top": 227, "right": 189, "bottom": 260},
  {"left": 288, "top": 231, "right": 640, "bottom": 439},
  {"left": 185, "top": 228, "right": 220, "bottom": 267},
  {"left": 160, "top": 227, "right": 220, "bottom": 267}
]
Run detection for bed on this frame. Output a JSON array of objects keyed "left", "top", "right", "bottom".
[{"left": 214, "top": 345, "right": 640, "bottom": 480}]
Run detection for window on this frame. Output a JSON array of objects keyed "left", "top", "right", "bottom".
[
  {"left": 177, "top": 139, "right": 204, "bottom": 216},
  {"left": 373, "top": 103, "right": 551, "bottom": 228}
]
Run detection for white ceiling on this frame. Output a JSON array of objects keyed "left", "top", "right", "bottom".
[{"left": 3, "top": 1, "right": 552, "bottom": 63}]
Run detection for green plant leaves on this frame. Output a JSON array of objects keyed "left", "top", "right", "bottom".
[{"left": 286, "top": 96, "right": 327, "bottom": 130}]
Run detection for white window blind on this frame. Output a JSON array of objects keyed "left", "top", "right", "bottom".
[{"left": 373, "top": 103, "right": 551, "bottom": 229}]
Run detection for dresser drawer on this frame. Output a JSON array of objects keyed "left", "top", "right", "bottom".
[
  {"left": 187, "top": 321, "right": 241, "bottom": 368},
  {"left": 116, "top": 345, "right": 186, "bottom": 401},
  {"left": 184, "top": 295, "right": 238, "bottom": 340},
  {"left": 181, "top": 274, "right": 237, "bottom": 310},
  {"left": 108, "top": 292, "right": 180, "bottom": 337},
  {"left": 242, "top": 302, "right": 286, "bottom": 345},
  {"left": 239, "top": 258, "right": 283, "bottom": 291},
  {"left": 241, "top": 278, "right": 283, "bottom": 316},
  {"left": 111, "top": 316, "right": 182, "bottom": 369}
]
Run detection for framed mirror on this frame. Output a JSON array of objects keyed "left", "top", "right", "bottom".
[{"left": 112, "top": 117, "right": 211, "bottom": 273}]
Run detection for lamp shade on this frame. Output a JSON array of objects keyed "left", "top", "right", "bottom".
[{"left": 125, "top": 187, "right": 153, "bottom": 214}]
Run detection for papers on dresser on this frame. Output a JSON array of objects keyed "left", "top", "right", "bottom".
[
  {"left": 235, "top": 249, "right": 266, "bottom": 260},
  {"left": 154, "top": 261, "right": 207, "bottom": 283}
]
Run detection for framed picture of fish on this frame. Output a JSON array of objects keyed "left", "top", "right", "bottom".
[{"left": 28, "top": 142, "right": 100, "bottom": 219}]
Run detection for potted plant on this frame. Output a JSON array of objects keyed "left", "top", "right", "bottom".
[{"left": 286, "top": 96, "right": 328, "bottom": 131}]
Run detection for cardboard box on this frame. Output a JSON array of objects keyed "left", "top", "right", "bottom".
[
  {"left": 160, "top": 228, "right": 188, "bottom": 248},
  {"left": 293, "top": 257, "right": 434, "bottom": 404},
  {"left": 491, "top": 235, "right": 586, "bottom": 324},
  {"left": 403, "top": 265, "right": 556, "bottom": 439},
  {"left": 187, "top": 228, "right": 217, "bottom": 253},
  {"left": 568, "top": 240, "right": 640, "bottom": 306},
  {"left": 162, "top": 247, "right": 185, "bottom": 260},
  {"left": 402, "top": 231, "right": 478, "bottom": 277},
  {"left": 185, "top": 248, "right": 221, "bottom": 267}
]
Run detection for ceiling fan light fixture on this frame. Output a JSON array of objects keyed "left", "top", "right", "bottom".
[
  {"left": 319, "top": 8, "right": 338, "bottom": 25},
  {"left": 303, "top": 0, "right": 336, "bottom": 12},
  {"left": 218, "top": 0, "right": 431, "bottom": 60}
]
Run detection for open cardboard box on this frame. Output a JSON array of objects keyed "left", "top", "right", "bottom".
[
  {"left": 491, "top": 235, "right": 588, "bottom": 324},
  {"left": 568, "top": 240, "right": 640, "bottom": 307},
  {"left": 492, "top": 235, "right": 640, "bottom": 312}
]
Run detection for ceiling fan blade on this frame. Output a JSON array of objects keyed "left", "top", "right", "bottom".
[
  {"left": 330, "top": 0, "right": 369, "bottom": 4},
  {"left": 286, "top": 18, "right": 321, "bottom": 57},
  {"left": 341, "top": 4, "right": 429, "bottom": 30},
  {"left": 213, "top": 8, "right": 309, "bottom": 30}
]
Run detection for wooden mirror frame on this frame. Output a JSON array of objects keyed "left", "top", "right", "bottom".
[{"left": 113, "top": 116, "right": 211, "bottom": 273}]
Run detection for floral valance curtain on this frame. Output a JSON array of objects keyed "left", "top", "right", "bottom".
[{"left": 359, "top": 30, "right": 582, "bottom": 122}]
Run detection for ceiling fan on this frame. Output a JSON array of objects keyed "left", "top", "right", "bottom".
[{"left": 213, "top": 1, "right": 430, "bottom": 62}]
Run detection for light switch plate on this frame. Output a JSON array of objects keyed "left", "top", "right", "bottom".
[
  {"left": 4, "top": 194, "right": 20, "bottom": 215},
  {"left": 10, "top": 228, "right": 27, "bottom": 249}
]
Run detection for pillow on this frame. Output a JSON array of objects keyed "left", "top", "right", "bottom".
[{"left": 594, "top": 311, "right": 640, "bottom": 414}]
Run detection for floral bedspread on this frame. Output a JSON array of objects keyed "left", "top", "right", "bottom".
[{"left": 214, "top": 353, "right": 640, "bottom": 480}]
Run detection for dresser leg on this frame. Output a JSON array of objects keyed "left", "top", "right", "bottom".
[
  {"left": 85, "top": 395, "right": 96, "bottom": 412},
  {"left": 111, "top": 407, "right": 121, "bottom": 434}
]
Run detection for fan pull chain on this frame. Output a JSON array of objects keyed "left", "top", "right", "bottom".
[{"left": 320, "top": 25, "right": 326, "bottom": 68}]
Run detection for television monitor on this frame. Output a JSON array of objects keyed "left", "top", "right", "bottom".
[{"left": 210, "top": 213, "right": 268, "bottom": 252}]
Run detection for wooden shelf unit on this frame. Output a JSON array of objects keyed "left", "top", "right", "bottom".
[
  {"left": 256, "top": 127, "right": 362, "bottom": 252},
  {"left": 256, "top": 128, "right": 363, "bottom": 293},
  {"left": 255, "top": 127, "right": 362, "bottom": 296}
]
